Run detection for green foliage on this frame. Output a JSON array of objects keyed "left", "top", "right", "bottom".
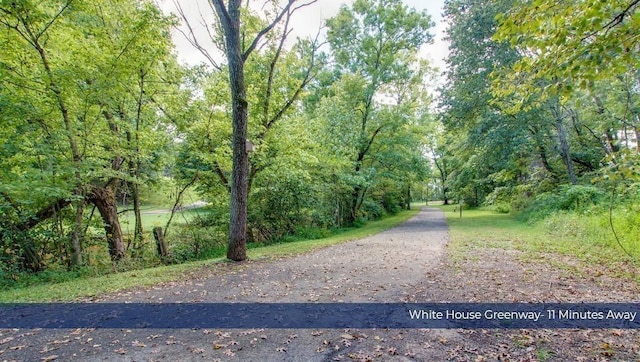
[
  {"left": 518, "top": 184, "right": 606, "bottom": 221},
  {"left": 440, "top": 205, "right": 639, "bottom": 274},
  {"left": 494, "top": 0, "right": 640, "bottom": 102},
  {"left": 0, "top": 0, "right": 437, "bottom": 283},
  {"left": 320, "top": 0, "right": 434, "bottom": 224},
  {"left": 0, "top": 0, "right": 186, "bottom": 270},
  {"left": 543, "top": 210, "right": 640, "bottom": 260}
]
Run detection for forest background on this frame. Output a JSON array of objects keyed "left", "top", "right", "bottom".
[{"left": 1, "top": 0, "right": 638, "bottom": 290}]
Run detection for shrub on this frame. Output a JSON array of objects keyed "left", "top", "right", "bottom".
[{"left": 519, "top": 184, "right": 605, "bottom": 221}]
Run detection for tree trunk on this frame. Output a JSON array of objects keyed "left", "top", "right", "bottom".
[
  {"left": 131, "top": 181, "right": 143, "bottom": 254},
  {"left": 348, "top": 186, "right": 361, "bottom": 224},
  {"left": 222, "top": 4, "right": 249, "bottom": 262},
  {"left": 633, "top": 121, "right": 640, "bottom": 153},
  {"left": 212, "top": 0, "right": 300, "bottom": 261},
  {"left": 89, "top": 187, "right": 126, "bottom": 261},
  {"left": 153, "top": 226, "right": 168, "bottom": 261},
  {"left": 69, "top": 200, "right": 84, "bottom": 267},
  {"left": 21, "top": 238, "right": 45, "bottom": 273},
  {"left": 442, "top": 186, "right": 449, "bottom": 205},
  {"left": 555, "top": 117, "right": 577, "bottom": 185}
]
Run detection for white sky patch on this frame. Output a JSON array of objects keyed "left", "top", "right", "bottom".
[{"left": 156, "top": 0, "right": 449, "bottom": 83}]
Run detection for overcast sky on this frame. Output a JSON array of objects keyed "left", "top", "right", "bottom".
[{"left": 156, "top": 0, "right": 449, "bottom": 73}]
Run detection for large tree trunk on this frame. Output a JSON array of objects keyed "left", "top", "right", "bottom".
[
  {"left": 212, "top": 0, "right": 300, "bottom": 261},
  {"left": 221, "top": 3, "right": 249, "bottom": 262},
  {"left": 89, "top": 187, "right": 126, "bottom": 261}
]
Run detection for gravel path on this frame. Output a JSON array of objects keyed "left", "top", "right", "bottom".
[
  {"left": 2, "top": 207, "right": 639, "bottom": 361},
  {"left": 1, "top": 208, "right": 454, "bottom": 361},
  {"left": 112, "top": 207, "right": 448, "bottom": 304}
]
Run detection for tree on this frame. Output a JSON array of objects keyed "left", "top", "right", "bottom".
[
  {"left": 325, "top": 0, "right": 433, "bottom": 223},
  {"left": 494, "top": 0, "right": 640, "bottom": 99},
  {"left": 438, "top": 0, "right": 532, "bottom": 205},
  {"left": 208, "top": 0, "right": 317, "bottom": 261},
  {"left": 0, "top": 0, "right": 181, "bottom": 268}
]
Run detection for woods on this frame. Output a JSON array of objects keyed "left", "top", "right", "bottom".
[
  {"left": 438, "top": 0, "right": 640, "bottom": 258},
  {"left": 1, "top": 0, "right": 639, "bottom": 287},
  {"left": 0, "top": 0, "right": 434, "bottom": 284}
]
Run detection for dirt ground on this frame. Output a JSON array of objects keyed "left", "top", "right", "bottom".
[{"left": 1, "top": 208, "right": 639, "bottom": 361}]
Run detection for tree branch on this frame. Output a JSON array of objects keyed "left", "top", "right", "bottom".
[
  {"left": 36, "top": 0, "right": 74, "bottom": 41},
  {"left": 242, "top": 0, "right": 318, "bottom": 60},
  {"left": 210, "top": 0, "right": 233, "bottom": 31},
  {"left": 174, "top": 0, "right": 221, "bottom": 69},
  {"left": 582, "top": 0, "right": 640, "bottom": 40},
  {"left": 262, "top": 5, "right": 293, "bottom": 128}
]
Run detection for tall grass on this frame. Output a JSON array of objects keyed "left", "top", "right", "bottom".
[{"left": 439, "top": 204, "right": 639, "bottom": 281}]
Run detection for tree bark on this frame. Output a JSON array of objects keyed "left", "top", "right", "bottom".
[
  {"left": 213, "top": 0, "right": 249, "bottom": 261},
  {"left": 406, "top": 183, "right": 411, "bottom": 210},
  {"left": 131, "top": 181, "right": 143, "bottom": 253},
  {"left": 212, "top": 0, "right": 304, "bottom": 261},
  {"left": 89, "top": 187, "right": 126, "bottom": 261},
  {"left": 153, "top": 226, "right": 168, "bottom": 260},
  {"left": 70, "top": 200, "right": 84, "bottom": 267},
  {"left": 554, "top": 116, "right": 577, "bottom": 185}
]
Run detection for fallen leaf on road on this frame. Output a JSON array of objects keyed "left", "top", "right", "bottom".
[
  {"left": 0, "top": 337, "right": 14, "bottom": 345},
  {"left": 41, "top": 355, "right": 58, "bottom": 361},
  {"left": 132, "top": 340, "right": 146, "bottom": 348},
  {"left": 40, "top": 346, "right": 58, "bottom": 353},
  {"left": 189, "top": 347, "right": 205, "bottom": 354}
]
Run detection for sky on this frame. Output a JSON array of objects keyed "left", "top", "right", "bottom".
[{"left": 156, "top": 0, "right": 449, "bottom": 73}]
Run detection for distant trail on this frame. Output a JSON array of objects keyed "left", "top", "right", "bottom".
[{"left": 141, "top": 200, "right": 209, "bottom": 215}]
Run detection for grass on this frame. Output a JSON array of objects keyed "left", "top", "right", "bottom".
[
  {"left": 0, "top": 207, "right": 420, "bottom": 303},
  {"left": 436, "top": 204, "right": 639, "bottom": 281},
  {"left": 119, "top": 206, "right": 205, "bottom": 232}
]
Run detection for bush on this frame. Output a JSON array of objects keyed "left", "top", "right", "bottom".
[
  {"left": 360, "top": 199, "right": 385, "bottom": 221},
  {"left": 167, "top": 214, "right": 227, "bottom": 263},
  {"left": 519, "top": 184, "right": 605, "bottom": 221}
]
